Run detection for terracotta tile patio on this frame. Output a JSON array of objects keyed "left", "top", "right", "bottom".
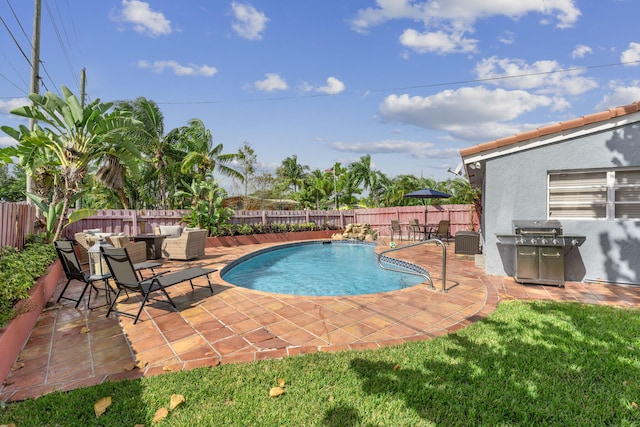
[{"left": 1, "top": 239, "right": 637, "bottom": 402}]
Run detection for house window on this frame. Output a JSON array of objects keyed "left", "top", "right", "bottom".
[{"left": 548, "top": 169, "right": 640, "bottom": 219}]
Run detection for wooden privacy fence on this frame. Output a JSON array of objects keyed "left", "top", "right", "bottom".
[
  {"left": 63, "top": 204, "right": 478, "bottom": 240},
  {"left": 0, "top": 202, "right": 36, "bottom": 249}
]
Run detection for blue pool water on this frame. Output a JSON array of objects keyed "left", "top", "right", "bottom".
[{"left": 221, "top": 242, "right": 426, "bottom": 296}]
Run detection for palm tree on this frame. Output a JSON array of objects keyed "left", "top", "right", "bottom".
[
  {"left": 277, "top": 155, "right": 309, "bottom": 193},
  {"left": 305, "top": 169, "right": 333, "bottom": 209},
  {"left": 1, "top": 86, "right": 141, "bottom": 240},
  {"left": 178, "top": 119, "right": 242, "bottom": 182},
  {"left": 115, "top": 97, "right": 182, "bottom": 209},
  {"left": 349, "top": 154, "right": 374, "bottom": 193}
]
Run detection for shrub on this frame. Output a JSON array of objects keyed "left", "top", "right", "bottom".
[
  {"left": 0, "top": 243, "right": 58, "bottom": 327},
  {"left": 209, "top": 221, "right": 333, "bottom": 237}
]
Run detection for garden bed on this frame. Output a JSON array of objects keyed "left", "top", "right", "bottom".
[
  {"left": 206, "top": 230, "right": 342, "bottom": 247},
  {"left": 0, "top": 260, "right": 62, "bottom": 385}
]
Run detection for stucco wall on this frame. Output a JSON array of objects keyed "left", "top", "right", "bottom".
[{"left": 482, "top": 122, "right": 640, "bottom": 284}]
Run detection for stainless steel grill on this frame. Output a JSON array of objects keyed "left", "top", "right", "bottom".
[{"left": 496, "top": 220, "right": 586, "bottom": 287}]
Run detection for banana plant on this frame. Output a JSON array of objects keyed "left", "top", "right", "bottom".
[
  {"left": 1, "top": 86, "right": 141, "bottom": 241},
  {"left": 25, "top": 193, "right": 96, "bottom": 243}
]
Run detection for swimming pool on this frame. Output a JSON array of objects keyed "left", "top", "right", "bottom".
[{"left": 221, "top": 241, "right": 428, "bottom": 296}]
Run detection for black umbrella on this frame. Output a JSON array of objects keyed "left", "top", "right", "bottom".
[{"left": 404, "top": 188, "right": 452, "bottom": 232}]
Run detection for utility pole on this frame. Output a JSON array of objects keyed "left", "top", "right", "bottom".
[
  {"left": 26, "top": 0, "right": 42, "bottom": 201},
  {"left": 80, "top": 67, "right": 86, "bottom": 107},
  {"left": 75, "top": 67, "right": 86, "bottom": 209}
]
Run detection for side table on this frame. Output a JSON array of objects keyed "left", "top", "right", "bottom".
[{"left": 133, "top": 235, "right": 167, "bottom": 259}]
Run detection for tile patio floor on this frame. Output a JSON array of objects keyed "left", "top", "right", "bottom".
[{"left": 2, "top": 239, "right": 640, "bottom": 402}]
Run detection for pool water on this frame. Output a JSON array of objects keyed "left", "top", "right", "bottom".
[{"left": 221, "top": 242, "right": 426, "bottom": 296}]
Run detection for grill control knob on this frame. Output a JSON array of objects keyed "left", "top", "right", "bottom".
[
  {"left": 552, "top": 239, "right": 559, "bottom": 245},
  {"left": 541, "top": 238, "right": 548, "bottom": 245},
  {"left": 571, "top": 239, "right": 578, "bottom": 246},
  {"left": 530, "top": 238, "right": 537, "bottom": 245}
]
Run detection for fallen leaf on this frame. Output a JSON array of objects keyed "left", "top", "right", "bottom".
[
  {"left": 269, "top": 386, "right": 285, "bottom": 397},
  {"left": 277, "top": 378, "right": 286, "bottom": 387},
  {"left": 94, "top": 396, "right": 112, "bottom": 418},
  {"left": 0, "top": 423, "right": 17, "bottom": 427},
  {"left": 135, "top": 360, "right": 148, "bottom": 369},
  {"left": 623, "top": 380, "right": 628, "bottom": 386},
  {"left": 153, "top": 407, "right": 169, "bottom": 422},
  {"left": 80, "top": 327, "right": 90, "bottom": 334},
  {"left": 123, "top": 363, "right": 136, "bottom": 372},
  {"left": 633, "top": 402, "right": 638, "bottom": 409},
  {"left": 134, "top": 424, "right": 145, "bottom": 427},
  {"left": 10, "top": 363, "right": 24, "bottom": 372},
  {"left": 162, "top": 365, "right": 173, "bottom": 372},
  {"left": 393, "top": 364, "right": 400, "bottom": 371},
  {"left": 170, "top": 394, "right": 186, "bottom": 410}
]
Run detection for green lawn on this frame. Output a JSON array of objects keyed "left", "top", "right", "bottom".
[{"left": 2, "top": 300, "right": 640, "bottom": 426}]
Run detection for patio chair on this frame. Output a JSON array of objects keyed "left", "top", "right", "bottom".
[
  {"left": 390, "top": 220, "right": 403, "bottom": 241},
  {"left": 54, "top": 240, "right": 100, "bottom": 308},
  {"left": 432, "top": 220, "right": 450, "bottom": 241},
  {"left": 75, "top": 232, "right": 147, "bottom": 264},
  {"left": 408, "top": 219, "right": 424, "bottom": 240},
  {"left": 102, "top": 246, "right": 217, "bottom": 324},
  {"left": 161, "top": 228, "right": 208, "bottom": 260}
]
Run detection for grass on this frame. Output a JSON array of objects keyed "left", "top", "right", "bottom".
[{"left": 2, "top": 300, "right": 640, "bottom": 426}]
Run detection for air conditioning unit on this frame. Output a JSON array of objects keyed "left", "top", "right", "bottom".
[{"left": 455, "top": 231, "right": 481, "bottom": 255}]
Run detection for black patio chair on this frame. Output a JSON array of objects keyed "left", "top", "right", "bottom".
[
  {"left": 54, "top": 240, "right": 99, "bottom": 308},
  {"left": 102, "top": 246, "right": 217, "bottom": 324}
]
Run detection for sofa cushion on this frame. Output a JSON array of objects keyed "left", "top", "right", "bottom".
[{"left": 159, "top": 225, "right": 183, "bottom": 238}]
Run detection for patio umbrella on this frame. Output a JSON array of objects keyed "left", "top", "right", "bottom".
[{"left": 403, "top": 188, "right": 452, "bottom": 231}]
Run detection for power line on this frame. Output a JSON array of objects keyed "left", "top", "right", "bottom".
[
  {"left": 0, "top": 14, "right": 32, "bottom": 68},
  {"left": 156, "top": 59, "right": 640, "bottom": 106}
]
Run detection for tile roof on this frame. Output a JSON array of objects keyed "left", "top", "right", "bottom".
[{"left": 460, "top": 101, "right": 640, "bottom": 158}]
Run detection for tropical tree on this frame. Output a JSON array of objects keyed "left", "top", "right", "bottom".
[
  {"left": 235, "top": 141, "right": 257, "bottom": 199},
  {"left": 0, "top": 86, "right": 141, "bottom": 241},
  {"left": 304, "top": 169, "right": 333, "bottom": 209},
  {"left": 0, "top": 165, "right": 26, "bottom": 202},
  {"left": 115, "top": 97, "right": 183, "bottom": 209},
  {"left": 173, "top": 179, "right": 233, "bottom": 235},
  {"left": 276, "top": 155, "right": 309, "bottom": 193},
  {"left": 178, "top": 119, "right": 241, "bottom": 183},
  {"left": 349, "top": 154, "right": 374, "bottom": 194},
  {"left": 366, "top": 170, "right": 390, "bottom": 207}
]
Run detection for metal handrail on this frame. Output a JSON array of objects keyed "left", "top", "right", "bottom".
[{"left": 377, "top": 238, "right": 448, "bottom": 292}]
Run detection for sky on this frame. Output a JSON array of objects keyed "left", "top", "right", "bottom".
[{"left": 2, "top": 0, "right": 640, "bottom": 195}]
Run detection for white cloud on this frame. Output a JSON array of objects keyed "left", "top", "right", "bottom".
[
  {"left": 330, "top": 139, "right": 459, "bottom": 159},
  {"left": 316, "top": 77, "right": 345, "bottom": 95},
  {"left": 399, "top": 28, "right": 477, "bottom": 54},
  {"left": 138, "top": 60, "right": 217, "bottom": 76},
  {"left": 116, "top": 0, "right": 172, "bottom": 37},
  {"left": 595, "top": 84, "right": 640, "bottom": 111},
  {"left": 231, "top": 2, "right": 268, "bottom": 40},
  {"left": 0, "top": 98, "right": 27, "bottom": 114},
  {"left": 499, "top": 31, "right": 515, "bottom": 45},
  {"left": 474, "top": 56, "right": 597, "bottom": 96},
  {"left": 378, "top": 86, "right": 558, "bottom": 141},
  {"left": 253, "top": 73, "right": 288, "bottom": 92},
  {"left": 571, "top": 44, "right": 592, "bottom": 59},
  {"left": 621, "top": 42, "right": 640, "bottom": 66},
  {"left": 350, "top": 0, "right": 580, "bottom": 54}
]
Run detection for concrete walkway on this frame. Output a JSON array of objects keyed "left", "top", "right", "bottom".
[{"left": 2, "top": 239, "right": 638, "bottom": 402}]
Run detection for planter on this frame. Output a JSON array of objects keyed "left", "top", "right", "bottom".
[
  {"left": 0, "top": 260, "right": 62, "bottom": 385},
  {"left": 206, "top": 230, "right": 342, "bottom": 248}
]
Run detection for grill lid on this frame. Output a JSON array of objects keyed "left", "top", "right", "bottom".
[{"left": 513, "top": 220, "right": 562, "bottom": 236}]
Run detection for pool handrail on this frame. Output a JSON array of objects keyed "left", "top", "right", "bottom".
[{"left": 377, "top": 238, "right": 447, "bottom": 292}]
